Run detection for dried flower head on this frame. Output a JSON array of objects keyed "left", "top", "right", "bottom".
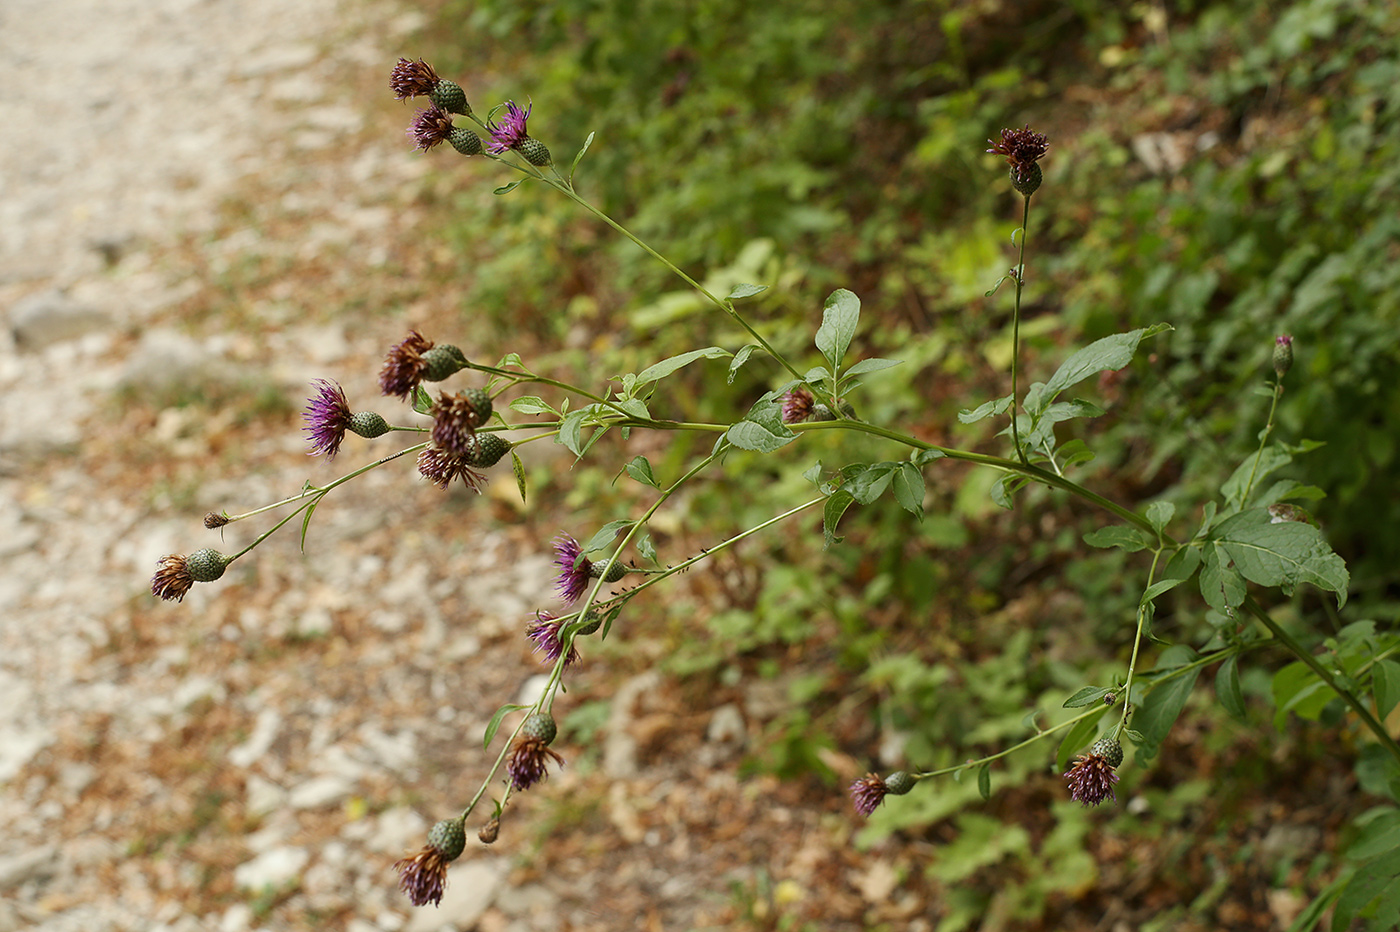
[
  {"left": 552, "top": 534, "right": 592, "bottom": 604},
  {"left": 417, "top": 447, "right": 487, "bottom": 492},
  {"left": 526, "top": 610, "right": 580, "bottom": 667},
  {"left": 987, "top": 125, "right": 1049, "bottom": 184},
  {"left": 379, "top": 331, "right": 435, "bottom": 400},
  {"left": 849, "top": 772, "right": 890, "bottom": 817},
  {"left": 392, "top": 818, "right": 466, "bottom": 908},
  {"left": 151, "top": 553, "right": 195, "bottom": 602},
  {"left": 507, "top": 733, "right": 565, "bottom": 791},
  {"left": 478, "top": 818, "right": 500, "bottom": 844},
  {"left": 390, "top": 57, "right": 441, "bottom": 100},
  {"left": 408, "top": 106, "right": 456, "bottom": 152},
  {"left": 781, "top": 387, "right": 817, "bottom": 424},
  {"left": 1064, "top": 738, "right": 1122, "bottom": 807},
  {"left": 430, "top": 390, "right": 490, "bottom": 458},
  {"left": 303, "top": 380, "right": 355, "bottom": 458},
  {"left": 203, "top": 512, "right": 230, "bottom": 529},
  {"left": 486, "top": 100, "right": 532, "bottom": 154}
]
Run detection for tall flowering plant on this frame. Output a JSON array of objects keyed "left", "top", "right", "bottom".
[{"left": 147, "top": 59, "right": 1400, "bottom": 925}]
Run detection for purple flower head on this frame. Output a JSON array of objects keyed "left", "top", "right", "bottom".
[
  {"left": 526, "top": 611, "right": 579, "bottom": 667},
  {"left": 487, "top": 100, "right": 532, "bottom": 154},
  {"left": 392, "top": 846, "right": 450, "bottom": 907},
  {"left": 552, "top": 534, "right": 592, "bottom": 604},
  {"left": 849, "top": 773, "right": 889, "bottom": 817},
  {"left": 408, "top": 106, "right": 455, "bottom": 152},
  {"left": 1064, "top": 750, "right": 1120, "bottom": 807},
  {"left": 507, "top": 735, "right": 565, "bottom": 791},
  {"left": 303, "top": 380, "right": 354, "bottom": 459},
  {"left": 379, "top": 330, "right": 435, "bottom": 399},
  {"left": 781, "top": 387, "right": 817, "bottom": 424},
  {"left": 417, "top": 447, "right": 487, "bottom": 493},
  {"left": 430, "top": 391, "right": 488, "bottom": 458},
  {"left": 987, "top": 125, "right": 1049, "bottom": 185},
  {"left": 390, "top": 57, "right": 441, "bottom": 100}
]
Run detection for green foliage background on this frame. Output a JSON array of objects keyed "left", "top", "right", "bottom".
[{"left": 403, "top": 0, "right": 1399, "bottom": 925}]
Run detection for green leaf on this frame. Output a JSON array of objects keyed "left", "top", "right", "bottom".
[
  {"left": 1056, "top": 708, "right": 1108, "bottom": 773},
  {"left": 1222, "top": 446, "right": 1295, "bottom": 508},
  {"left": 299, "top": 499, "right": 320, "bottom": 551},
  {"left": 726, "top": 399, "right": 797, "bottom": 453},
  {"left": 493, "top": 180, "right": 523, "bottom": 195},
  {"left": 844, "top": 463, "right": 896, "bottom": 505},
  {"left": 633, "top": 346, "right": 732, "bottom": 390},
  {"left": 1216, "top": 656, "right": 1247, "bottom": 721},
  {"left": 1287, "top": 871, "right": 1349, "bottom": 932},
  {"left": 558, "top": 409, "right": 589, "bottom": 457},
  {"left": 483, "top": 703, "right": 529, "bottom": 749},
  {"left": 958, "top": 394, "right": 1013, "bottom": 424},
  {"left": 1216, "top": 517, "right": 1349, "bottom": 607},
  {"left": 913, "top": 448, "right": 947, "bottom": 466},
  {"left": 1031, "top": 325, "right": 1169, "bottom": 414},
  {"left": 1161, "top": 546, "right": 1202, "bottom": 584},
  {"left": 990, "top": 474, "right": 1028, "bottom": 510},
  {"left": 636, "top": 533, "right": 657, "bottom": 565},
  {"left": 1332, "top": 849, "right": 1400, "bottom": 931},
  {"left": 582, "top": 520, "right": 634, "bottom": 555},
  {"left": 843, "top": 357, "right": 903, "bottom": 377},
  {"left": 509, "top": 395, "right": 557, "bottom": 416},
  {"left": 823, "top": 489, "right": 854, "bottom": 549},
  {"left": 511, "top": 450, "right": 527, "bottom": 504},
  {"left": 1056, "top": 438, "right": 1097, "bottom": 469},
  {"left": 1374, "top": 660, "right": 1400, "bottom": 719},
  {"left": 727, "top": 344, "right": 759, "bottom": 384},
  {"left": 624, "top": 455, "right": 659, "bottom": 488},
  {"left": 1141, "top": 578, "right": 1186, "bottom": 603},
  {"left": 815, "top": 288, "right": 861, "bottom": 372},
  {"left": 1146, "top": 501, "right": 1176, "bottom": 536},
  {"left": 728, "top": 283, "right": 767, "bottom": 300},
  {"left": 1200, "top": 542, "right": 1246, "bottom": 612},
  {"left": 1083, "top": 526, "right": 1150, "bottom": 552},
  {"left": 569, "top": 131, "right": 595, "bottom": 179},
  {"left": 893, "top": 463, "right": 925, "bottom": 519},
  {"left": 1357, "top": 745, "right": 1400, "bottom": 803},
  {"left": 1271, "top": 662, "right": 1337, "bottom": 730},
  {"left": 1063, "top": 686, "right": 1113, "bottom": 709},
  {"left": 977, "top": 763, "right": 991, "bottom": 800},
  {"left": 411, "top": 384, "right": 434, "bottom": 415},
  {"left": 1134, "top": 648, "right": 1201, "bottom": 760},
  {"left": 1347, "top": 809, "right": 1400, "bottom": 861}
]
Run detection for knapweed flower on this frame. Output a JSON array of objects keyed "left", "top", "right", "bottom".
[
  {"left": 151, "top": 549, "right": 230, "bottom": 602},
  {"left": 303, "top": 380, "right": 355, "bottom": 458},
  {"left": 1273, "top": 334, "right": 1294, "bottom": 379},
  {"left": 849, "top": 771, "right": 915, "bottom": 817},
  {"left": 203, "top": 512, "right": 229, "bottom": 529},
  {"left": 987, "top": 125, "right": 1049, "bottom": 195},
  {"left": 781, "top": 387, "right": 816, "bottom": 424},
  {"left": 430, "top": 389, "right": 491, "bottom": 458},
  {"left": 379, "top": 330, "right": 436, "bottom": 399},
  {"left": 486, "top": 100, "right": 532, "bottom": 153},
  {"left": 390, "top": 58, "right": 442, "bottom": 100},
  {"left": 392, "top": 818, "right": 466, "bottom": 908},
  {"left": 526, "top": 610, "right": 580, "bottom": 667},
  {"left": 408, "top": 105, "right": 456, "bottom": 152},
  {"left": 1064, "top": 737, "right": 1122, "bottom": 807},
  {"left": 508, "top": 714, "right": 564, "bottom": 791},
  {"left": 417, "top": 447, "right": 487, "bottom": 492},
  {"left": 552, "top": 534, "right": 594, "bottom": 603}
]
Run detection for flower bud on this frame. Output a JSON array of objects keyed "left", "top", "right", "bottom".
[
  {"left": 589, "top": 561, "right": 628, "bottom": 583},
  {"left": 521, "top": 712, "right": 557, "bottom": 745},
  {"left": 1089, "top": 736, "right": 1124, "bottom": 768},
  {"left": 450, "top": 128, "right": 483, "bottom": 156},
  {"left": 427, "top": 818, "right": 467, "bottom": 861},
  {"left": 421, "top": 345, "right": 468, "bottom": 382},
  {"left": 349, "top": 412, "right": 390, "bottom": 438},
  {"left": 1273, "top": 334, "right": 1294, "bottom": 379},
  {"left": 519, "top": 137, "right": 552, "bottom": 167},
  {"left": 883, "top": 771, "right": 916, "bottom": 796},
  {"left": 466, "top": 434, "right": 511, "bottom": 468},
  {"left": 187, "top": 548, "right": 230, "bottom": 583},
  {"left": 430, "top": 79, "right": 471, "bottom": 116},
  {"left": 1011, "top": 162, "right": 1042, "bottom": 197}
]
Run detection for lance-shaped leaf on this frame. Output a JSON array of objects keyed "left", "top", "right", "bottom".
[
  {"left": 815, "top": 288, "right": 861, "bottom": 373},
  {"left": 1024, "top": 323, "right": 1170, "bottom": 416}
]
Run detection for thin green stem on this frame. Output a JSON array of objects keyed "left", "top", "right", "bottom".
[
  {"left": 1239, "top": 380, "right": 1283, "bottom": 506},
  {"left": 1008, "top": 195, "right": 1032, "bottom": 466},
  {"left": 1116, "top": 548, "right": 1164, "bottom": 737}
]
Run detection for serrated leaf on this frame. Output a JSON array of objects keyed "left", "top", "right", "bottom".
[
  {"left": 823, "top": 489, "right": 855, "bottom": 549},
  {"left": 511, "top": 450, "right": 527, "bottom": 504},
  {"left": 483, "top": 703, "right": 529, "bottom": 749},
  {"left": 633, "top": 346, "right": 731, "bottom": 389},
  {"left": 958, "top": 394, "right": 1013, "bottom": 424},
  {"left": 583, "top": 520, "right": 634, "bottom": 555},
  {"left": 1056, "top": 708, "right": 1109, "bottom": 772},
  {"left": 728, "top": 283, "right": 768, "bottom": 300},
  {"left": 893, "top": 463, "right": 925, "bottom": 519},
  {"left": 1146, "top": 501, "right": 1176, "bottom": 536},
  {"left": 1374, "top": 660, "right": 1400, "bottom": 719},
  {"left": 493, "top": 180, "right": 523, "bottom": 195},
  {"left": 815, "top": 288, "right": 861, "bottom": 372},
  {"left": 728, "top": 344, "right": 759, "bottom": 384},
  {"left": 977, "top": 763, "right": 991, "bottom": 800},
  {"left": 1216, "top": 518, "right": 1349, "bottom": 607},
  {"left": 510, "top": 395, "right": 557, "bottom": 416},
  {"left": 624, "top": 455, "right": 659, "bottom": 488},
  {"left": 1064, "top": 686, "right": 1112, "bottom": 709},
  {"left": 843, "top": 357, "right": 903, "bottom": 377},
  {"left": 1216, "top": 656, "right": 1247, "bottom": 721},
  {"left": 569, "top": 130, "right": 595, "bottom": 179},
  {"left": 1083, "top": 526, "right": 1150, "bottom": 552}
]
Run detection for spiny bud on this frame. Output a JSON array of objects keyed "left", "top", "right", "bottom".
[
  {"left": 450, "top": 128, "right": 483, "bottom": 156},
  {"left": 883, "top": 771, "right": 916, "bottom": 796},
  {"left": 187, "top": 548, "right": 230, "bottom": 583},
  {"left": 349, "top": 412, "right": 390, "bottom": 438},
  {"left": 463, "top": 388, "right": 492, "bottom": 424},
  {"left": 521, "top": 713, "right": 557, "bottom": 745},
  {"left": 518, "top": 137, "right": 552, "bottom": 167},
  {"left": 1273, "top": 334, "right": 1294, "bottom": 379},
  {"left": 1011, "top": 162, "right": 1042, "bottom": 197},
  {"left": 430, "top": 80, "right": 471, "bottom": 116},
  {"left": 427, "top": 818, "right": 466, "bottom": 861},
  {"left": 421, "top": 345, "right": 468, "bottom": 382},
  {"left": 589, "top": 560, "right": 628, "bottom": 583},
  {"left": 575, "top": 612, "right": 602, "bottom": 636},
  {"left": 1090, "top": 736, "right": 1124, "bottom": 768},
  {"left": 466, "top": 434, "right": 511, "bottom": 468}
]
